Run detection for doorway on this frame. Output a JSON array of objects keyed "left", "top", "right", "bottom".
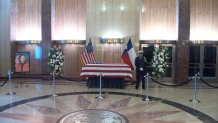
[
  {"left": 141, "top": 44, "right": 175, "bottom": 81},
  {"left": 189, "top": 45, "right": 217, "bottom": 82}
]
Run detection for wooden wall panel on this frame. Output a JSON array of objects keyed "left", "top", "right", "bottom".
[
  {"left": 190, "top": 0, "right": 218, "bottom": 40},
  {"left": 10, "top": 0, "right": 41, "bottom": 41},
  {"left": 102, "top": 44, "right": 123, "bottom": 63},
  {"left": 60, "top": 44, "right": 85, "bottom": 78},
  {"left": 140, "top": 0, "right": 177, "bottom": 40},
  {"left": 52, "top": 0, "right": 86, "bottom": 40},
  {"left": 0, "top": 0, "right": 11, "bottom": 76}
]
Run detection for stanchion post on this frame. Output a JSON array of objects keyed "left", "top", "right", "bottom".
[
  {"left": 6, "top": 69, "right": 16, "bottom": 95},
  {"left": 96, "top": 73, "right": 104, "bottom": 100},
  {"left": 52, "top": 71, "right": 57, "bottom": 97},
  {"left": 143, "top": 73, "right": 150, "bottom": 102},
  {"left": 190, "top": 74, "right": 200, "bottom": 103}
]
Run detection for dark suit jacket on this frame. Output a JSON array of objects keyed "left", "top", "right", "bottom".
[{"left": 135, "top": 56, "right": 147, "bottom": 73}]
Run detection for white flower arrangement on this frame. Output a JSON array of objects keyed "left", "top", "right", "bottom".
[
  {"left": 151, "top": 46, "right": 170, "bottom": 78},
  {"left": 48, "top": 45, "right": 64, "bottom": 75}
]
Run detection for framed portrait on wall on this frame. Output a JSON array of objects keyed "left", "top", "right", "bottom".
[{"left": 14, "top": 52, "right": 30, "bottom": 73}]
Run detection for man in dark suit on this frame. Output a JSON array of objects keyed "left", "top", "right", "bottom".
[{"left": 135, "top": 50, "right": 147, "bottom": 89}]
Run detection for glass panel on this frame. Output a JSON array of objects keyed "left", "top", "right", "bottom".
[
  {"left": 143, "top": 46, "right": 154, "bottom": 75},
  {"left": 189, "top": 46, "right": 200, "bottom": 63},
  {"left": 189, "top": 46, "right": 200, "bottom": 76},
  {"left": 203, "top": 46, "right": 216, "bottom": 77},
  {"left": 143, "top": 46, "right": 154, "bottom": 63},
  {"left": 203, "top": 68, "right": 216, "bottom": 77},
  {"left": 204, "top": 46, "right": 216, "bottom": 64},
  {"left": 165, "top": 47, "right": 172, "bottom": 77},
  {"left": 167, "top": 47, "right": 172, "bottom": 63},
  {"left": 204, "top": 64, "right": 215, "bottom": 67},
  {"left": 189, "top": 64, "right": 199, "bottom": 67},
  {"left": 165, "top": 65, "right": 172, "bottom": 77},
  {"left": 189, "top": 68, "right": 200, "bottom": 76}
]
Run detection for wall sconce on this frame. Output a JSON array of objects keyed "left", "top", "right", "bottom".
[
  {"left": 140, "top": 40, "right": 176, "bottom": 44},
  {"left": 100, "top": 38, "right": 125, "bottom": 44},
  {"left": 154, "top": 44, "right": 160, "bottom": 48},
  {"left": 29, "top": 40, "right": 41, "bottom": 44},
  {"left": 67, "top": 40, "right": 79, "bottom": 43},
  {"left": 141, "top": 44, "right": 149, "bottom": 47},
  {"left": 53, "top": 40, "right": 86, "bottom": 44},
  {"left": 14, "top": 40, "right": 41, "bottom": 44},
  {"left": 191, "top": 40, "right": 203, "bottom": 44}
]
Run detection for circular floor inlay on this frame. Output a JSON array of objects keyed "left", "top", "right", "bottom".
[{"left": 59, "top": 109, "right": 128, "bottom": 123}]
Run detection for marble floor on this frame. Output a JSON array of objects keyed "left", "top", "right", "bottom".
[{"left": 0, "top": 80, "right": 218, "bottom": 123}]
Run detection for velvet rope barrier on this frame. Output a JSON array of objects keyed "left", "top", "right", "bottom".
[
  {"left": 0, "top": 77, "right": 8, "bottom": 87},
  {"left": 3, "top": 74, "right": 82, "bottom": 82},
  {"left": 199, "top": 78, "right": 218, "bottom": 88},
  {"left": 150, "top": 77, "right": 193, "bottom": 87}
]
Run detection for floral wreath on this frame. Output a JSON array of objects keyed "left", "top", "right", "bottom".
[
  {"left": 48, "top": 45, "right": 64, "bottom": 75},
  {"left": 151, "top": 46, "right": 170, "bottom": 78}
]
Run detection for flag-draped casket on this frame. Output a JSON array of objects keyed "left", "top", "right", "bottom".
[{"left": 80, "top": 64, "right": 133, "bottom": 88}]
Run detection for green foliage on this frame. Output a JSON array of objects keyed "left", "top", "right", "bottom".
[
  {"left": 151, "top": 47, "right": 170, "bottom": 78},
  {"left": 48, "top": 45, "right": 64, "bottom": 75}
]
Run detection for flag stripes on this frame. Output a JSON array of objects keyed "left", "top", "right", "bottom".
[{"left": 81, "top": 40, "right": 96, "bottom": 65}]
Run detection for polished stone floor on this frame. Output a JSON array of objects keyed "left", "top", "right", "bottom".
[{"left": 0, "top": 80, "right": 218, "bottom": 123}]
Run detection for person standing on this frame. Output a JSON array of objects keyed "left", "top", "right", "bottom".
[{"left": 135, "top": 50, "right": 147, "bottom": 89}]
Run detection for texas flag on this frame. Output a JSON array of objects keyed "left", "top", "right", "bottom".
[{"left": 121, "top": 38, "right": 137, "bottom": 70}]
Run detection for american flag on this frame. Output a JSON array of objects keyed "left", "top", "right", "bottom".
[{"left": 81, "top": 40, "right": 96, "bottom": 65}]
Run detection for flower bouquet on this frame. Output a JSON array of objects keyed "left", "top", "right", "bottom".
[
  {"left": 151, "top": 46, "right": 170, "bottom": 78},
  {"left": 48, "top": 45, "right": 64, "bottom": 75}
]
